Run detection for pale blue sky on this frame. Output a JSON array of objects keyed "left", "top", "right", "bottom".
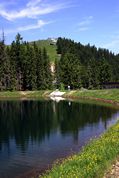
[{"left": 0, "top": 0, "right": 119, "bottom": 53}]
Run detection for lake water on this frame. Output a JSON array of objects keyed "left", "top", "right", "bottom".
[{"left": 0, "top": 99, "right": 119, "bottom": 178}]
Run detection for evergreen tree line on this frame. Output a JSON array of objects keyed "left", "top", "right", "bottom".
[
  {"left": 0, "top": 34, "right": 119, "bottom": 91},
  {"left": 56, "top": 37, "right": 119, "bottom": 89},
  {"left": 0, "top": 33, "right": 52, "bottom": 91}
]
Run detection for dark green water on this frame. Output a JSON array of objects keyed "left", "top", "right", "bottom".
[{"left": 0, "top": 99, "right": 119, "bottom": 178}]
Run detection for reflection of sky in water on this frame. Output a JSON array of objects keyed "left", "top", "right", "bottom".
[{"left": 0, "top": 100, "right": 119, "bottom": 178}]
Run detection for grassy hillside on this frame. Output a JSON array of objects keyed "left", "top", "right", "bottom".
[{"left": 32, "top": 39, "right": 58, "bottom": 62}]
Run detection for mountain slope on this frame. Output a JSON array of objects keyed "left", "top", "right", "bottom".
[{"left": 31, "top": 39, "right": 58, "bottom": 62}]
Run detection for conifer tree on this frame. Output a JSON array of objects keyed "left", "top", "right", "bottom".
[
  {"left": 6, "top": 46, "right": 17, "bottom": 90},
  {"left": 10, "top": 34, "right": 24, "bottom": 90},
  {"left": 30, "top": 46, "right": 37, "bottom": 90},
  {"left": 36, "top": 47, "right": 43, "bottom": 90},
  {"left": 42, "top": 48, "right": 52, "bottom": 89},
  {"left": 0, "top": 36, "right": 11, "bottom": 90},
  {"left": 87, "top": 59, "right": 100, "bottom": 89},
  {"left": 98, "top": 58, "right": 112, "bottom": 85},
  {"left": 59, "top": 53, "right": 81, "bottom": 89}
]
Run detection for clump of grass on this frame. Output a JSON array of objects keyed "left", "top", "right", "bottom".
[{"left": 41, "top": 122, "right": 119, "bottom": 178}]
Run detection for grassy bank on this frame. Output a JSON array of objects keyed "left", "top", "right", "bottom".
[
  {"left": 41, "top": 122, "right": 119, "bottom": 178},
  {"left": 64, "top": 89, "right": 119, "bottom": 103},
  {"left": 0, "top": 91, "right": 51, "bottom": 99},
  {"left": 0, "top": 89, "right": 119, "bottom": 103}
]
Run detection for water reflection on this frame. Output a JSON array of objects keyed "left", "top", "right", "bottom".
[{"left": 0, "top": 100, "right": 118, "bottom": 177}]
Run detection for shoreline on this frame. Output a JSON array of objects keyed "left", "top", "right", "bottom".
[
  {"left": 0, "top": 89, "right": 118, "bottom": 104},
  {"left": 40, "top": 121, "right": 119, "bottom": 178},
  {"left": 64, "top": 95, "right": 119, "bottom": 106},
  {"left": 0, "top": 89, "right": 118, "bottom": 101}
]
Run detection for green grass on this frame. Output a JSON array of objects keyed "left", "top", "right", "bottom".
[
  {"left": 0, "top": 89, "right": 119, "bottom": 103},
  {"left": 32, "top": 39, "right": 58, "bottom": 62},
  {"left": 0, "top": 89, "right": 119, "bottom": 102},
  {"left": 64, "top": 89, "right": 119, "bottom": 103},
  {"left": 0, "top": 91, "right": 52, "bottom": 99},
  {"left": 41, "top": 122, "right": 119, "bottom": 178},
  {"left": 0, "top": 91, "right": 21, "bottom": 98}
]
